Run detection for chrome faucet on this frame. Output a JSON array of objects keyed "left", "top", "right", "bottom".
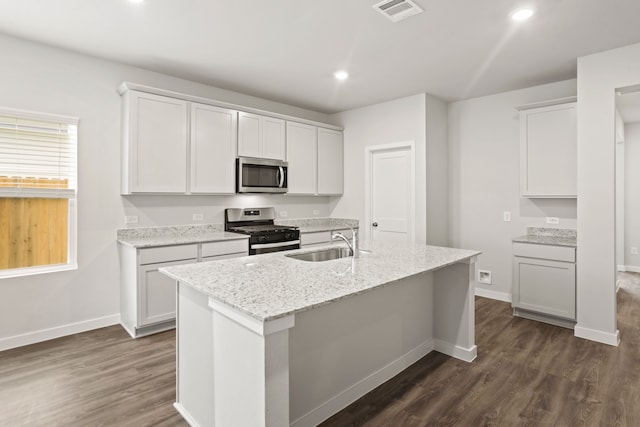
[{"left": 332, "top": 226, "right": 358, "bottom": 258}]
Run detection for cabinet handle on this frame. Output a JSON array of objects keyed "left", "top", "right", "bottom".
[{"left": 372, "top": 222, "right": 378, "bottom": 227}]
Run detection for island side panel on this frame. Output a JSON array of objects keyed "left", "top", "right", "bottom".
[
  {"left": 289, "top": 271, "right": 434, "bottom": 427},
  {"left": 433, "top": 259, "right": 477, "bottom": 362},
  {"left": 175, "top": 282, "right": 215, "bottom": 426},
  {"left": 210, "top": 301, "right": 294, "bottom": 427}
]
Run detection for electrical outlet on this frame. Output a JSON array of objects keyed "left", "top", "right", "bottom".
[
  {"left": 313, "top": 210, "right": 320, "bottom": 216},
  {"left": 503, "top": 211, "right": 511, "bottom": 222},
  {"left": 280, "top": 211, "right": 288, "bottom": 218},
  {"left": 546, "top": 217, "right": 560, "bottom": 224},
  {"left": 192, "top": 213, "right": 204, "bottom": 221},
  {"left": 125, "top": 215, "right": 138, "bottom": 224},
  {"left": 478, "top": 270, "right": 492, "bottom": 285},
  {"left": 632, "top": 247, "right": 638, "bottom": 255}
]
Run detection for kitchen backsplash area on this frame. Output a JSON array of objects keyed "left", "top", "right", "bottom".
[{"left": 121, "top": 194, "right": 334, "bottom": 228}]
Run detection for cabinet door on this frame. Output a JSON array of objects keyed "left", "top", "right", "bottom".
[
  {"left": 286, "top": 121, "right": 317, "bottom": 194},
  {"left": 138, "top": 258, "right": 196, "bottom": 326},
  {"left": 317, "top": 128, "right": 343, "bottom": 195},
  {"left": 520, "top": 102, "right": 576, "bottom": 197},
  {"left": 512, "top": 256, "right": 576, "bottom": 319},
  {"left": 262, "top": 117, "right": 286, "bottom": 160},
  {"left": 128, "top": 91, "right": 188, "bottom": 193},
  {"left": 237, "top": 112, "right": 262, "bottom": 158},
  {"left": 190, "top": 103, "right": 237, "bottom": 194}
]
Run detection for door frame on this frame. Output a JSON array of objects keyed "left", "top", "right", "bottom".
[{"left": 364, "top": 141, "right": 416, "bottom": 243}]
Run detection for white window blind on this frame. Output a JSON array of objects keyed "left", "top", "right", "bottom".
[{"left": 0, "top": 108, "right": 78, "bottom": 198}]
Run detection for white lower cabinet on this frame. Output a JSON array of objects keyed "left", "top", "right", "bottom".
[
  {"left": 512, "top": 242, "right": 576, "bottom": 327},
  {"left": 119, "top": 239, "right": 248, "bottom": 338}
]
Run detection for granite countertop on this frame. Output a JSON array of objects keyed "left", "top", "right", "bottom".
[
  {"left": 512, "top": 227, "right": 577, "bottom": 248},
  {"left": 117, "top": 224, "right": 248, "bottom": 248},
  {"left": 275, "top": 217, "right": 359, "bottom": 234},
  {"left": 160, "top": 240, "right": 481, "bottom": 322},
  {"left": 117, "top": 218, "right": 360, "bottom": 248}
]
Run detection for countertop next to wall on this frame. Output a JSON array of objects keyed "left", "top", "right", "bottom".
[
  {"left": 512, "top": 227, "right": 577, "bottom": 248},
  {"left": 117, "top": 218, "right": 359, "bottom": 248}
]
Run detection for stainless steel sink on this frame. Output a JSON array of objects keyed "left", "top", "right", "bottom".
[
  {"left": 286, "top": 247, "right": 352, "bottom": 262},
  {"left": 284, "top": 246, "right": 376, "bottom": 262}
]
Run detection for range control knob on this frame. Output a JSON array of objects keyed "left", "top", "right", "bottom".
[{"left": 258, "top": 235, "right": 267, "bottom": 243}]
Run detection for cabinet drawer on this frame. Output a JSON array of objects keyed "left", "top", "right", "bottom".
[
  {"left": 139, "top": 244, "right": 198, "bottom": 265},
  {"left": 201, "top": 239, "right": 248, "bottom": 258},
  {"left": 301, "top": 231, "right": 331, "bottom": 246},
  {"left": 513, "top": 242, "right": 575, "bottom": 262}
]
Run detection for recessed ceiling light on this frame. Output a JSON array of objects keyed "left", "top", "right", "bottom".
[
  {"left": 511, "top": 8, "right": 534, "bottom": 21},
  {"left": 128, "top": 0, "right": 144, "bottom": 3},
  {"left": 334, "top": 71, "right": 349, "bottom": 81}
]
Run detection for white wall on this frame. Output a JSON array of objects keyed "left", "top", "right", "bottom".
[
  {"left": 0, "top": 33, "right": 336, "bottom": 349},
  {"left": 576, "top": 42, "right": 640, "bottom": 346},
  {"left": 449, "top": 80, "right": 577, "bottom": 301},
  {"left": 330, "top": 94, "right": 428, "bottom": 244},
  {"left": 624, "top": 122, "right": 640, "bottom": 270},
  {"left": 425, "top": 95, "right": 450, "bottom": 247}
]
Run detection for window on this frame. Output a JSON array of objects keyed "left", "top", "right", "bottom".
[{"left": 0, "top": 107, "right": 78, "bottom": 278}]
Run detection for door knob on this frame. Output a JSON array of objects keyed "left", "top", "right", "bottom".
[{"left": 372, "top": 222, "right": 378, "bottom": 227}]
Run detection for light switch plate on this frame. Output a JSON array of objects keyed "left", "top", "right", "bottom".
[
  {"left": 546, "top": 217, "right": 560, "bottom": 224},
  {"left": 280, "top": 211, "right": 288, "bottom": 218},
  {"left": 503, "top": 211, "right": 511, "bottom": 222},
  {"left": 192, "top": 213, "right": 204, "bottom": 221},
  {"left": 632, "top": 247, "right": 638, "bottom": 255}
]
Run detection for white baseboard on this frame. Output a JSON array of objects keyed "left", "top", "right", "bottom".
[
  {"left": 434, "top": 339, "right": 477, "bottom": 362},
  {"left": 174, "top": 403, "right": 199, "bottom": 427},
  {"left": 574, "top": 325, "right": 620, "bottom": 346},
  {"left": 0, "top": 314, "right": 120, "bottom": 352},
  {"left": 623, "top": 265, "right": 640, "bottom": 273},
  {"left": 474, "top": 287, "right": 512, "bottom": 303},
  {"left": 290, "top": 339, "right": 435, "bottom": 427}
]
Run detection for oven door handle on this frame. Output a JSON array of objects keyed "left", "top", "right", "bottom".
[
  {"left": 278, "top": 166, "right": 285, "bottom": 188},
  {"left": 251, "top": 240, "right": 300, "bottom": 249}
]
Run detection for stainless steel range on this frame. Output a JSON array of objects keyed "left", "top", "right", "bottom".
[{"left": 225, "top": 207, "right": 300, "bottom": 255}]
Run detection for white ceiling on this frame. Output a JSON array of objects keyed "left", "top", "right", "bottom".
[{"left": 2, "top": 0, "right": 640, "bottom": 114}]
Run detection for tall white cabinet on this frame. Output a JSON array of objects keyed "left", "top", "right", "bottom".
[
  {"left": 121, "top": 91, "right": 189, "bottom": 194},
  {"left": 286, "top": 122, "right": 343, "bottom": 195},
  {"left": 190, "top": 103, "right": 237, "bottom": 194},
  {"left": 517, "top": 97, "right": 577, "bottom": 198}
]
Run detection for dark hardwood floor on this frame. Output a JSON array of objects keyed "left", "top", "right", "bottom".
[{"left": 1, "top": 273, "right": 639, "bottom": 426}]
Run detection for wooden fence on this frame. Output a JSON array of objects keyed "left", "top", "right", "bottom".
[{"left": 0, "top": 177, "right": 68, "bottom": 270}]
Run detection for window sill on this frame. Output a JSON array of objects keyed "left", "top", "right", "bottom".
[{"left": 0, "top": 263, "right": 78, "bottom": 279}]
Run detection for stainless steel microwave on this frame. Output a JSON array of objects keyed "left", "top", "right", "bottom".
[{"left": 236, "top": 157, "right": 288, "bottom": 193}]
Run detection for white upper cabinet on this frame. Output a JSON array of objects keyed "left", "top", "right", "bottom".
[
  {"left": 190, "top": 103, "right": 237, "bottom": 194},
  {"left": 237, "top": 112, "right": 285, "bottom": 160},
  {"left": 317, "top": 127, "right": 343, "bottom": 195},
  {"left": 122, "top": 91, "right": 188, "bottom": 194},
  {"left": 517, "top": 97, "right": 577, "bottom": 198},
  {"left": 286, "top": 121, "right": 317, "bottom": 194},
  {"left": 286, "top": 122, "right": 344, "bottom": 196}
]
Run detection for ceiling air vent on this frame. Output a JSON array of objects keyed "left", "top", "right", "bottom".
[{"left": 373, "top": 0, "right": 423, "bottom": 23}]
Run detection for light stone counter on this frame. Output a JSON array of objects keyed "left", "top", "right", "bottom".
[
  {"left": 512, "top": 226, "right": 577, "bottom": 248},
  {"left": 161, "top": 240, "right": 480, "bottom": 322},
  {"left": 275, "top": 217, "right": 359, "bottom": 234},
  {"left": 117, "top": 224, "right": 248, "bottom": 248}
]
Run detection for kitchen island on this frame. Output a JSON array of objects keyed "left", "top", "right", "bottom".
[{"left": 161, "top": 240, "right": 481, "bottom": 427}]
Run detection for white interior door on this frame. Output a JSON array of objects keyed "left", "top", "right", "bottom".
[{"left": 367, "top": 143, "right": 415, "bottom": 244}]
